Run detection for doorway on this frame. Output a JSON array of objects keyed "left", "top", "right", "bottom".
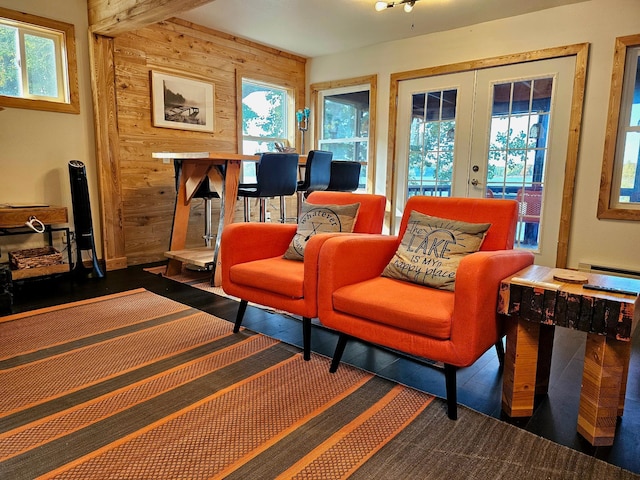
[{"left": 388, "top": 45, "right": 588, "bottom": 267}]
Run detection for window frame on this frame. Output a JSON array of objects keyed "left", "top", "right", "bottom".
[
  {"left": 237, "top": 75, "right": 296, "bottom": 154},
  {"left": 0, "top": 7, "right": 79, "bottom": 114},
  {"left": 318, "top": 86, "right": 369, "bottom": 162},
  {"left": 311, "top": 75, "right": 377, "bottom": 192},
  {"left": 598, "top": 33, "right": 640, "bottom": 220}
]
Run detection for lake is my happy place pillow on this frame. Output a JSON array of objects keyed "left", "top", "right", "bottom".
[
  {"left": 382, "top": 210, "right": 491, "bottom": 291},
  {"left": 283, "top": 202, "right": 360, "bottom": 261}
]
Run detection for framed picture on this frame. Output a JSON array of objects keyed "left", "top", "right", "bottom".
[{"left": 151, "top": 71, "right": 215, "bottom": 132}]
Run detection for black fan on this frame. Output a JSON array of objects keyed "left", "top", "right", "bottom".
[{"left": 68, "top": 160, "right": 104, "bottom": 278}]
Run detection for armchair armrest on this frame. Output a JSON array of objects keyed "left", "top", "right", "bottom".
[
  {"left": 449, "top": 249, "right": 535, "bottom": 365},
  {"left": 221, "top": 222, "right": 297, "bottom": 268},
  {"left": 317, "top": 234, "right": 398, "bottom": 308}
]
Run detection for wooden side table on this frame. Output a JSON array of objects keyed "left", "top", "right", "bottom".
[
  {"left": 0, "top": 205, "right": 70, "bottom": 280},
  {"left": 498, "top": 265, "right": 640, "bottom": 446}
]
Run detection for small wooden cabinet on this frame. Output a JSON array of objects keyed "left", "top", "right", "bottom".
[{"left": 0, "top": 205, "right": 71, "bottom": 280}]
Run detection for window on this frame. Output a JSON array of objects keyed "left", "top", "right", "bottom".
[
  {"left": 394, "top": 51, "right": 583, "bottom": 268},
  {"left": 407, "top": 89, "right": 457, "bottom": 198},
  {"left": 599, "top": 34, "right": 640, "bottom": 220},
  {"left": 0, "top": 7, "right": 79, "bottom": 113},
  {"left": 312, "top": 75, "right": 377, "bottom": 192},
  {"left": 241, "top": 78, "right": 294, "bottom": 155},
  {"left": 403, "top": 76, "right": 555, "bottom": 251},
  {"left": 318, "top": 87, "right": 370, "bottom": 191},
  {"left": 487, "top": 78, "right": 553, "bottom": 250}
]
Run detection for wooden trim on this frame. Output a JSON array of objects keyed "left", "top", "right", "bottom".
[
  {"left": 387, "top": 43, "right": 590, "bottom": 268},
  {"left": 235, "top": 70, "right": 244, "bottom": 153},
  {"left": 105, "top": 257, "right": 128, "bottom": 271},
  {"left": 556, "top": 44, "right": 589, "bottom": 268},
  {"left": 310, "top": 75, "right": 377, "bottom": 192},
  {"left": 0, "top": 7, "right": 80, "bottom": 114},
  {"left": 89, "top": 33, "right": 126, "bottom": 270},
  {"left": 88, "top": 0, "right": 215, "bottom": 37},
  {"left": 597, "top": 34, "right": 640, "bottom": 221}
]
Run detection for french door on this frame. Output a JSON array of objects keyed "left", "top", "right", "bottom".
[{"left": 395, "top": 57, "right": 576, "bottom": 266}]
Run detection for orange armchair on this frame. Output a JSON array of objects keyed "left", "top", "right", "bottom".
[
  {"left": 221, "top": 191, "right": 386, "bottom": 360},
  {"left": 317, "top": 196, "right": 534, "bottom": 419}
]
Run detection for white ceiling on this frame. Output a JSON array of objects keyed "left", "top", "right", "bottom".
[{"left": 177, "top": 0, "right": 588, "bottom": 58}]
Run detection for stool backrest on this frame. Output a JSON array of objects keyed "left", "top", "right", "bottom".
[
  {"left": 327, "top": 161, "right": 361, "bottom": 192},
  {"left": 300, "top": 150, "right": 333, "bottom": 192},
  {"left": 255, "top": 153, "right": 299, "bottom": 197}
]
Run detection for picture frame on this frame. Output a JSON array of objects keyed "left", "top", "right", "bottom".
[{"left": 151, "top": 71, "right": 215, "bottom": 133}]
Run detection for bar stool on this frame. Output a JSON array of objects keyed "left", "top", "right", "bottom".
[
  {"left": 173, "top": 160, "right": 220, "bottom": 247},
  {"left": 238, "top": 152, "right": 299, "bottom": 222},
  {"left": 193, "top": 179, "right": 220, "bottom": 247},
  {"left": 327, "top": 160, "right": 362, "bottom": 192},
  {"left": 296, "top": 150, "right": 333, "bottom": 219}
]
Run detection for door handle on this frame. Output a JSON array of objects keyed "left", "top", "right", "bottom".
[{"left": 470, "top": 179, "right": 480, "bottom": 187}]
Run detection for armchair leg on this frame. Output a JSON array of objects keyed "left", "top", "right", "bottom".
[
  {"left": 233, "top": 300, "right": 248, "bottom": 333},
  {"left": 495, "top": 338, "right": 505, "bottom": 368},
  {"left": 329, "top": 334, "right": 350, "bottom": 373},
  {"left": 302, "top": 317, "right": 312, "bottom": 361},
  {"left": 444, "top": 364, "right": 458, "bottom": 420}
]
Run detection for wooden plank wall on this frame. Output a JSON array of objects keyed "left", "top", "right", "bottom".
[
  {"left": 88, "top": 0, "right": 214, "bottom": 36},
  {"left": 111, "top": 19, "right": 306, "bottom": 265}
]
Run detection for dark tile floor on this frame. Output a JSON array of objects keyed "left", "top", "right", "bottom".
[{"left": 5, "top": 264, "right": 640, "bottom": 475}]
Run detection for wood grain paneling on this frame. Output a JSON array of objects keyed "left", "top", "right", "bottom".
[
  {"left": 88, "top": 0, "right": 215, "bottom": 36},
  {"left": 102, "top": 20, "right": 306, "bottom": 266},
  {"left": 89, "top": 34, "right": 127, "bottom": 271}
]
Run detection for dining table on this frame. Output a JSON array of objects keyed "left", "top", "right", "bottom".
[{"left": 153, "top": 151, "right": 304, "bottom": 286}]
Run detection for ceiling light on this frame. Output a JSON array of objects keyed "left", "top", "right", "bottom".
[
  {"left": 374, "top": 0, "right": 420, "bottom": 13},
  {"left": 375, "top": 1, "right": 389, "bottom": 11}
]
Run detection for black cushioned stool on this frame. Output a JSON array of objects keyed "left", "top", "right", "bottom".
[
  {"left": 296, "top": 150, "right": 333, "bottom": 219},
  {"left": 238, "top": 152, "right": 299, "bottom": 222},
  {"left": 327, "top": 161, "right": 362, "bottom": 192}
]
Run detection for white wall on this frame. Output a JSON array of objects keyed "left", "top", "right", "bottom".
[
  {"left": 0, "top": 0, "right": 99, "bottom": 259},
  {"left": 309, "top": 0, "right": 640, "bottom": 273}
]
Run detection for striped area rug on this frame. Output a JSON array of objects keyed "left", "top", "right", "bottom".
[{"left": 1, "top": 290, "right": 637, "bottom": 479}]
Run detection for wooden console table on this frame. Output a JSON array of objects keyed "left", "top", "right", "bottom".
[
  {"left": 0, "top": 205, "right": 70, "bottom": 280},
  {"left": 498, "top": 265, "right": 640, "bottom": 446}
]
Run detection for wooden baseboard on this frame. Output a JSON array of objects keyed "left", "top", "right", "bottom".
[{"left": 105, "top": 257, "right": 127, "bottom": 271}]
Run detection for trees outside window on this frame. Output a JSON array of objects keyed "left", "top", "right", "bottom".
[
  {"left": 241, "top": 79, "right": 293, "bottom": 154},
  {"left": 0, "top": 7, "right": 78, "bottom": 113},
  {"left": 318, "top": 87, "right": 371, "bottom": 191}
]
